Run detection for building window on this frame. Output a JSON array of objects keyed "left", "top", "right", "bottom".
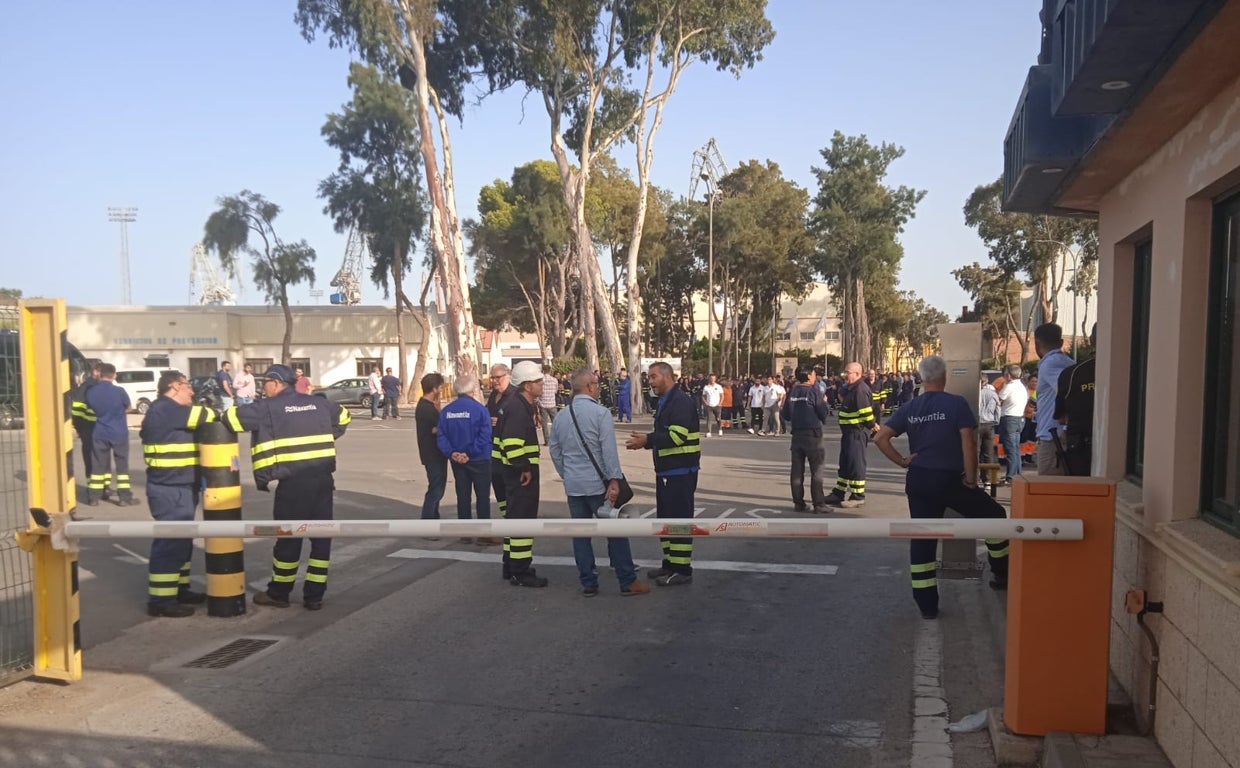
[
  {"left": 824, "top": 331, "right": 841, "bottom": 341},
  {"left": 187, "top": 357, "right": 217, "bottom": 378},
  {"left": 245, "top": 358, "right": 274, "bottom": 373},
  {"left": 778, "top": 333, "right": 791, "bottom": 341},
  {"left": 1204, "top": 194, "right": 1240, "bottom": 531},
  {"left": 289, "top": 358, "right": 311, "bottom": 379},
  {"left": 800, "top": 332, "right": 816, "bottom": 341},
  {"left": 142, "top": 354, "right": 169, "bottom": 368},
  {"left": 356, "top": 357, "right": 383, "bottom": 377},
  {"left": 1127, "top": 240, "right": 1152, "bottom": 481}
]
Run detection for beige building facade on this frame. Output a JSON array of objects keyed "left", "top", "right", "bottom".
[{"left": 1003, "top": 2, "right": 1240, "bottom": 766}]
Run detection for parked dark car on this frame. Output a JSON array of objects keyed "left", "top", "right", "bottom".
[
  {"left": 0, "top": 328, "right": 90, "bottom": 429},
  {"left": 313, "top": 377, "right": 376, "bottom": 409}
]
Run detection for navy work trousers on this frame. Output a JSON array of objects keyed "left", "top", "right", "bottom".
[
  {"left": 269, "top": 473, "right": 334, "bottom": 603},
  {"left": 905, "top": 466, "right": 1009, "bottom": 615},
  {"left": 656, "top": 472, "right": 697, "bottom": 575},
  {"left": 147, "top": 483, "right": 199, "bottom": 606}
]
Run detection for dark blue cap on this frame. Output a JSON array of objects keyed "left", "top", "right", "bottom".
[{"left": 262, "top": 364, "right": 296, "bottom": 384}]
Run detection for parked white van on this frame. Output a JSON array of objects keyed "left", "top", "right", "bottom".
[{"left": 114, "top": 368, "right": 164, "bottom": 414}]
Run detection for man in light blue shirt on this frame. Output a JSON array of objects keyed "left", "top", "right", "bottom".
[
  {"left": 549, "top": 368, "right": 649, "bottom": 597},
  {"left": 1034, "top": 323, "right": 1074, "bottom": 476},
  {"left": 978, "top": 374, "right": 1002, "bottom": 485}
]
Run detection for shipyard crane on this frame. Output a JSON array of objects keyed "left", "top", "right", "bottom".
[
  {"left": 330, "top": 227, "right": 367, "bottom": 305},
  {"left": 688, "top": 138, "right": 729, "bottom": 200},
  {"left": 189, "top": 243, "right": 235, "bottom": 305}
]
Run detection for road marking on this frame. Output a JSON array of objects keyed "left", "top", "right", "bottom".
[
  {"left": 112, "top": 543, "right": 148, "bottom": 564},
  {"left": 388, "top": 548, "right": 838, "bottom": 575},
  {"left": 718, "top": 507, "right": 736, "bottom": 518},
  {"left": 910, "top": 619, "right": 952, "bottom": 767}
]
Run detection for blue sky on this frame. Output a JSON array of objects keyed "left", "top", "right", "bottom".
[{"left": 0, "top": 1, "right": 1041, "bottom": 316}]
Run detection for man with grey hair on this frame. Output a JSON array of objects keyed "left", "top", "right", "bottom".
[
  {"left": 550, "top": 368, "right": 650, "bottom": 596},
  {"left": 486, "top": 363, "right": 518, "bottom": 566},
  {"left": 997, "top": 363, "right": 1028, "bottom": 485},
  {"left": 437, "top": 374, "right": 497, "bottom": 544},
  {"left": 875, "top": 355, "right": 1009, "bottom": 619}
]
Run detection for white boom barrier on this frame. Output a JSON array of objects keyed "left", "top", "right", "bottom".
[{"left": 53, "top": 517, "right": 1082, "bottom": 550}]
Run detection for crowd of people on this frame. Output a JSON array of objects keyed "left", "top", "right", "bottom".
[{"left": 77, "top": 320, "right": 1094, "bottom": 621}]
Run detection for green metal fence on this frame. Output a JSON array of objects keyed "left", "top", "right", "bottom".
[{"left": 0, "top": 302, "right": 34, "bottom": 685}]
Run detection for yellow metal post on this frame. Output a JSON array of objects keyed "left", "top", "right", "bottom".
[
  {"left": 16, "top": 299, "right": 82, "bottom": 681},
  {"left": 198, "top": 421, "right": 246, "bottom": 616}
]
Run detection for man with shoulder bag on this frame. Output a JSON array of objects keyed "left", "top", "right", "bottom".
[{"left": 550, "top": 368, "right": 650, "bottom": 597}]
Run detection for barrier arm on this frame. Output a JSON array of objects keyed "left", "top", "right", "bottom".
[{"left": 13, "top": 299, "right": 82, "bottom": 682}]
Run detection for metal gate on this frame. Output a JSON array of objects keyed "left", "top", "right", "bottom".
[{"left": 0, "top": 302, "right": 34, "bottom": 685}]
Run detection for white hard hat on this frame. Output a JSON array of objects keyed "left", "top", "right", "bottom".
[{"left": 511, "top": 360, "right": 543, "bottom": 386}]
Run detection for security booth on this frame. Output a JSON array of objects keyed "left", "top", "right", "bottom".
[{"left": 935, "top": 322, "right": 987, "bottom": 579}]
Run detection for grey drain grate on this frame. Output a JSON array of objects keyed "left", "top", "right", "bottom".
[{"left": 183, "top": 638, "right": 279, "bottom": 669}]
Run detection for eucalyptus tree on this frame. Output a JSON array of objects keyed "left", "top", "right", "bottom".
[
  {"left": 202, "top": 191, "right": 316, "bottom": 365},
  {"left": 319, "top": 61, "right": 429, "bottom": 398},
  {"left": 811, "top": 132, "right": 925, "bottom": 367}
]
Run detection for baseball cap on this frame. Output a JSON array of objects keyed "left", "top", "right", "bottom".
[{"left": 262, "top": 364, "right": 296, "bottom": 384}]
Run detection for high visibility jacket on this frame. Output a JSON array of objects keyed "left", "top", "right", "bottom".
[
  {"left": 139, "top": 396, "right": 217, "bottom": 486},
  {"left": 838, "top": 381, "right": 876, "bottom": 431},
  {"left": 71, "top": 378, "right": 99, "bottom": 429},
  {"left": 495, "top": 393, "right": 539, "bottom": 468},
  {"left": 223, "top": 388, "right": 350, "bottom": 490},
  {"left": 648, "top": 385, "right": 700, "bottom": 476},
  {"left": 488, "top": 385, "right": 519, "bottom": 462}
]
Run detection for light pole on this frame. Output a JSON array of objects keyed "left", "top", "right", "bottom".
[
  {"left": 107, "top": 206, "right": 137, "bottom": 304},
  {"left": 701, "top": 174, "right": 718, "bottom": 377}
]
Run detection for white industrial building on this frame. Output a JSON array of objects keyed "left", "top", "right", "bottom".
[{"left": 66, "top": 305, "right": 453, "bottom": 387}]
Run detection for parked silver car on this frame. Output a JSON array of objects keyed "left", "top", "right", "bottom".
[{"left": 313, "top": 377, "right": 377, "bottom": 409}]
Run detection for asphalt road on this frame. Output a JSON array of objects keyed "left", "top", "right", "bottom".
[{"left": 0, "top": 409, "right": 1010, "bottom": 768}]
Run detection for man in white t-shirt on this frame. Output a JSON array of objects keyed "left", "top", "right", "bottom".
[
  {"left": 763, "top": 377, "right": 786, "bottom": 436},
  {"left": 997, "top": 364, "right": 1028, "bottom": 483},
  {"left": 367, "top": 365, "right": 383, "bottom": 420},
  {"left": 747, "top": 377, "right": 768, "bottom": 434},
  {"left": 701, "top": 374, "right": 724, "bottom": 437}
]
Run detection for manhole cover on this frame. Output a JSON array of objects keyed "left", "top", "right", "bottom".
[{"left": 183, "top": 638, "right": 279, "bottom": 669}]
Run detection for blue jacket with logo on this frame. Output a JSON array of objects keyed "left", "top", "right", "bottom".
[{"left": 436, "top": 395, "right": 492, "bottom": 463}]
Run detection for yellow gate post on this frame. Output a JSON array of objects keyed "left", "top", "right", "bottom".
[
  {"left": 13, "top": 299, "right": 82, "bottom": 681},
  {"left": 198, "top": 421, "right": 246, "bottom": 616}
]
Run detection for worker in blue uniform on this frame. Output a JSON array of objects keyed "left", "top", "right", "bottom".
[
  {"left": 140, "top": 370, "right": 217, "bottom": 618},
  {"left": 71, "top": 363, "right": 103, "bottom": 501},
  {"left": 84, "top": 362, "right": 137, "bottom": 506},
  {"left": 223, "top": 364, "right": 350, "bottom": 610},
  {"left": 783, "top": 365, "right": 830, "bottom": 513},
  {"left": 874, "top": 355, "right": 1009, "bottom": 620},
  {"left": 626, "top": 361, "right": 700, "bottom": 586}
]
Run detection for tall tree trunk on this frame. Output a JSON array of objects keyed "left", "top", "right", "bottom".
[
  {"left": 392, "top": 246, "right": 409, "bottom": 403},
  {"left": 399, "top": 14, "right": 477, "bottom": 380},
  {"left": 401, "top": 292, "right": 431, "bottom": 401},
  {"left": 279, "top": 287, "right": 293, "bottom": 366}
]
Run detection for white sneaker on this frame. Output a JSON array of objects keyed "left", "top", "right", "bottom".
[
  {"left": 747, "top": 428, "right": 754, "bottom": 434},
  {"left": 702, "top": 433, "right": 710, "bottom": 438}
]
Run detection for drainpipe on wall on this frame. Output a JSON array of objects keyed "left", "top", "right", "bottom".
[{"left": 1127, "top": 589, "right": 1165, "bottom": 736}]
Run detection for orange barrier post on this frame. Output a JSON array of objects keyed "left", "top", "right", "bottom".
[{"left": 1004, "top": 476, "right": 1115, "bottom": 735}]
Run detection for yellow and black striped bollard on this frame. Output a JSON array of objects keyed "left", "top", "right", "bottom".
[{"left": 197, "top": 421, "right": 246, "bottom": 617}]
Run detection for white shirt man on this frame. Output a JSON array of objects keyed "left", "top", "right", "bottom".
[
  {"left": 999, "top": 375, "right": 1027, "bottom": 418},
  {"left": 367, "top": 367, "right": 383, "bottom": 420},
  {"left": 763, "top": 379, "right": 786, "bottom": 435},
  {"left": 747, "top": 380, "right": 768, "bottom": 434},
  {"left": 701, "top": 376, "right": 724, "bottom": 437}
]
